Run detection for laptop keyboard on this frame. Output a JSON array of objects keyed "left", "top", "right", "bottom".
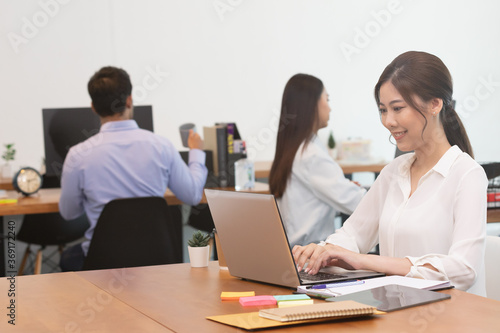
[{"left": 299, "top": 271, "right": 347, "bottom": 282}]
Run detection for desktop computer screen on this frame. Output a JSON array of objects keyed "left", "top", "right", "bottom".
[{"left": 42, "top": 105, "right": 154, "bottom": 180}]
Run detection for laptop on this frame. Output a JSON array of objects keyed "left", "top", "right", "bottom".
[{"left": 205, "top": 189, "right": 384, "bottom": 289}]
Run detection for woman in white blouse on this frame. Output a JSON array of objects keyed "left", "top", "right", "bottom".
[
  {"left": 269, "top": 74, "right": 366, "bottom": 248},
  {"left": 293, "top": 51, "right": 488, "bottom": 296}
]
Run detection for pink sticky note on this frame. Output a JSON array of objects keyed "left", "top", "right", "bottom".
[{"left": 239, "top": 295, "right": 277, "bottom": 307}]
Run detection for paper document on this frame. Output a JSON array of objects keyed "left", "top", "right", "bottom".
[{"left": 297, "top": 276, "right": 452, "bottom": 298}]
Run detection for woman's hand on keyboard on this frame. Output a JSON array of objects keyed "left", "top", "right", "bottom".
[{"left": 293, "top": 243, "right": 361, "bottom": 275}]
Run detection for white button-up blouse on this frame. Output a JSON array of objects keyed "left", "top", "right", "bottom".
[
  {"left": 277, "top": 135, "right": 366, "bottom": 248},
  {"left": 325, "top": 145, "right": 487, "bottom": 296}
]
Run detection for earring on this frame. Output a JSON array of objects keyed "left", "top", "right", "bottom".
[{"left": 432, "top": 112, "right": 436, "bottom": 117}]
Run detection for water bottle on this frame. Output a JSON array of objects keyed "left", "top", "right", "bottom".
[{"left": 234, "top": 156, "right": 255, "bottom": 191}]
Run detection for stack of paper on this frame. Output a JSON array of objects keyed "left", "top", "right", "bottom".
[{"left": 297, "top": 276, "right": 452, "bottom": 298}]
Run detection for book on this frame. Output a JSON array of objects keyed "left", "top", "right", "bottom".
[
  {"left": 203, "top": 125, "right": 228, "bottom": 186},
  {"left": 488, "top": 192, "right": 500, "bottom": 208},
  {"left": 213, "top": 122, "right": 244, "bottom": 186},
  {"left": 207, "top": 311, "right": 369, "bottom": 330},
  {"left": 258, "top": 300, "right": 375, "bottom": 322},
  {"left": 226, "top": 152, "right": 244, "bottom": 187},
  {"left": 226, "top": 123, "right": 234, "bottom": 154}
]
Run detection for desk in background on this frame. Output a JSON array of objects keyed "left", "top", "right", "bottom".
[
  {"left": 0, "top": 183, "right": 270, "bottom": 277},
  {"left": 1, "top": 261, "right": 499, "bottom": 332},
  {"left": 0, "top": 183, "right": 270, "bottom": 215},
  {"left": 0, "top": 177, "right": 13, "bottom": 190},
  {"left": 0, "top": 161, "right": 387, "bottom": 188},
  {"left": 254, "top": 160, "right": 388, "bottom": 179}
]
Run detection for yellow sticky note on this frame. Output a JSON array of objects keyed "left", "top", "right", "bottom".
[
  {"left": 221, "top": 291, "right": 255, "bottom": 301},
  {"left": 277, "top": 299, "right": 314, "bottom": 308},
  {"left": 0, "top": 199, "right": 17, "bottom": 205}
]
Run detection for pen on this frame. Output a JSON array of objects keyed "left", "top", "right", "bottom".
[
  {"left": 310, "top": 280, "right": 365, "bottom": 289},
  {"left": 304, "top": 290, "right": 338, "bottom": 299}
]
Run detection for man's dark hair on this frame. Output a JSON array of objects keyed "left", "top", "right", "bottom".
[{"left": 87, "top": 66, "right": 132, "bottom": 117}]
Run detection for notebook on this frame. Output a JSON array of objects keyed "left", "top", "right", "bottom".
[
  {"left": 259, "top": 300, "right": 376, "bottom": 322},
  {"left": 327, "top": 284, "right": 451, "bottom": 312},
  {"left": 205, "top": 190, "right": 384, "bottom": 288}
]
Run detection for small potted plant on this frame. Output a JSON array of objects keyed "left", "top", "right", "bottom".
[
  {"left": 2, "top": 143, "right": 16, "bottom": 178},
  {"left": 187, "top": 230, "right": 211, "bottom": 267},
  {"left": 327, "top": 131, "right": 337, "bottom": 159}
]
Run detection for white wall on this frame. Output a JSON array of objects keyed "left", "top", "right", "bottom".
[{"left": 1, "top": 0, "right": 500, "bottom": 175}]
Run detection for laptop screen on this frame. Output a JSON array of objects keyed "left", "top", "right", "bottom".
[{"left": 205, "top": 189, "right": 384, "bottom": 288}]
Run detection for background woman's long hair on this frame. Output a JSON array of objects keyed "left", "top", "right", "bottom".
[
  {"left": 269, "top": 74, "right": 324, "bottom": 198},
  {"left": 374, "top": 51, "right": 473, "bottom": 157}
]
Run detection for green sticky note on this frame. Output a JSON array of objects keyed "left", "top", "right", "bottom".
[{"left": 273, "top": 294, "right": 311, "bottom": 302}]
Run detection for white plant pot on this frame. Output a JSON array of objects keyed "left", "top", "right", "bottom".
[
  {"left": 1, "top": 163, "right": 11, "bottom": 178},
  {"left": 188, "top": 245, "right": 210, "bottom": 268},
  {"left": 328, "top": 148, "right": 337, "bottom": 160}
]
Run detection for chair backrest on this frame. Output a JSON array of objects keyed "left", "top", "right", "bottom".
[
  {"left": 394, "top": 147, "right": 412, "bottom": 158},
  {"left": 82, "top": 197, "right": 181, "bottom": 271},
  {"left": 18, "top": 213, "right": 89, "bottom": 246},
  {"left": 17, "top": 173, "right": 90, "bottom": 246},
  {"left": 485, "top": 235, "right": 500, "bottom": 301},
  {"left": 481, "top": 162, "right": 500, "bottom": 180}
]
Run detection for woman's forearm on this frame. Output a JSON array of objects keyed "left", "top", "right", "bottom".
[{"left": 358, "top": 254, "right": 413, "bottom": 276}]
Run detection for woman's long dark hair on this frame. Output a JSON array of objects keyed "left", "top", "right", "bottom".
[
  {"left": 269, "top": 74, "right": 324, "bottom": 198},
  {"left": 374, "top": 51, "right": 473, "bottom": 157}
]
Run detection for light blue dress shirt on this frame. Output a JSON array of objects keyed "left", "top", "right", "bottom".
[{"left": 59, "top": 120, "right": 208, "bottom": 254}]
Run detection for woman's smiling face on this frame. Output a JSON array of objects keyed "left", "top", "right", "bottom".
[{"left": 378, "top": 81, "right": 431, "bottom": 153}]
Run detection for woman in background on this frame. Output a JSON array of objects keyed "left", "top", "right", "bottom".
[
  {"left": 269, "top": 73, "right": 366, "bottom": 248},
  {"left": 293, "top": 51, "right": 487, "bottom": 296}
]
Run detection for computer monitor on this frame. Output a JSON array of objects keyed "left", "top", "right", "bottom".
[{"left": 42, "top": 105, "right": 153, "bottom": 180}]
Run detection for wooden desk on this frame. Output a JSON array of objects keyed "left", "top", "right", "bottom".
[
  {"left": 0, "top": 184, "right": 270, "bottom": 277},
  {"left": 0, "top": 177, "right": 13, "bottom": 190},
  {"left": 0, "top": 183, "right": 270, "bottom": 216},
  {"left": 254, "top": 160, "right": 388, "bottom": 179},
  {"left": 1, "top": 262, "right": 498, "bottom": 331},
  {"left": 0, "top": 272, "right": 172, "bottom": 332},
  {"left": 488, "top": 208, "right": 500, "bottom": 223},
  {"left": 74, "top": 262, "right": 500, "bottom": 332}
]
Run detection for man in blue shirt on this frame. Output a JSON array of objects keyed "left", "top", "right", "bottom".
[{"left": 59, "top": 66, "right": 208, "bottom": 271}]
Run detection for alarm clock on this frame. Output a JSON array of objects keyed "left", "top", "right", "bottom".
[{"left": 12, "top": 167, "right": 43, "bottom": 196}]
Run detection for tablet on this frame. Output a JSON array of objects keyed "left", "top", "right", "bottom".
[{"left": 326, "top": 284, "right": 451, "bottom": 312}]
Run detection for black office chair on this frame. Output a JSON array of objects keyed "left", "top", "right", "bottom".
[
  {"left": 481, "top": 162, "right": 500, "bottom": 180},
  {"left": 82, "top": 197, "right": 182, "bottom": 271},
  {"left": 17, "top": 213, "right": 89, "bottom": 275},
  {"left": 17, "top": 174, "right": 90, "bottom": 275}
]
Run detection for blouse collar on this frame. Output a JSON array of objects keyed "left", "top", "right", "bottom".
[{"left": 398, "top": 145, "right": 462, "bottom": 179}]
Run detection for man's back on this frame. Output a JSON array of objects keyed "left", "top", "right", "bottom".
[
  {"left": 59, "top": 120, "right": 207, "bottom": 254},
  {"left": 58, "top": 66, "right": 207, "bottom": 271}
]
